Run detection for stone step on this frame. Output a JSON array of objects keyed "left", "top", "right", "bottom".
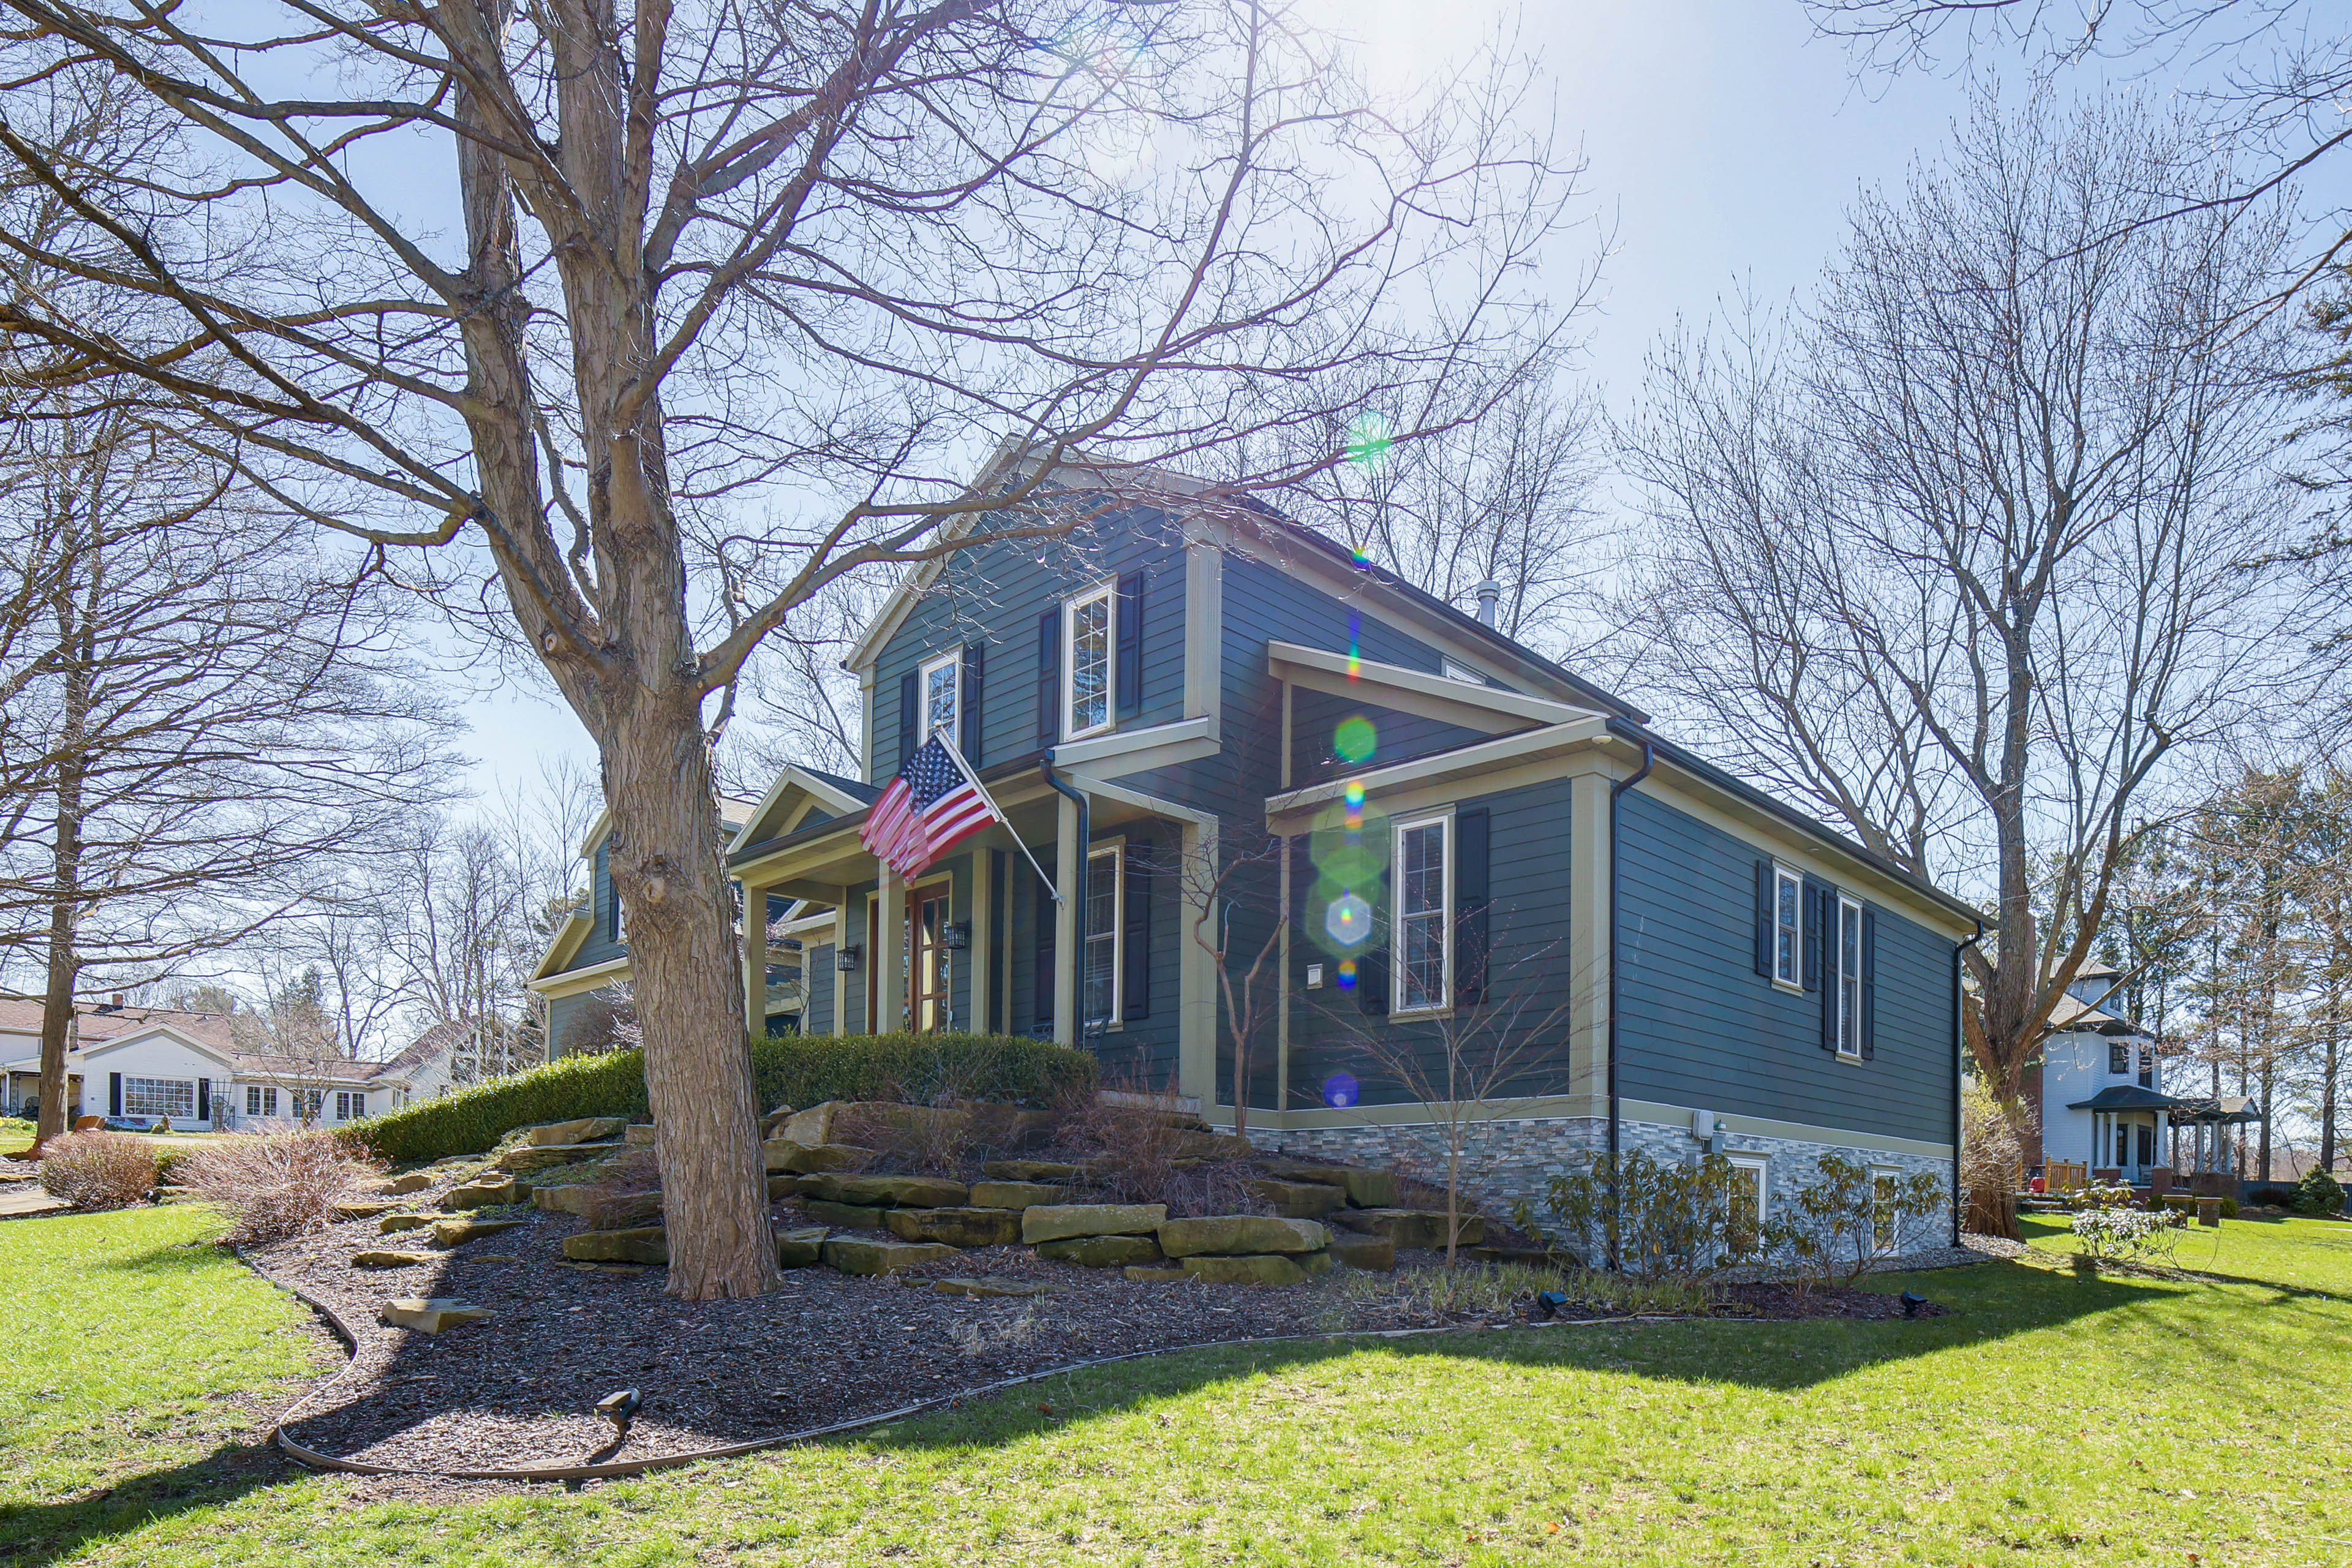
[
  {"left": 1158, "top": 1215, "right": 1328, "bottom": 1257},
  {"left": 1021, "top": 1202, "right": 1166, "bottom": 1244}
]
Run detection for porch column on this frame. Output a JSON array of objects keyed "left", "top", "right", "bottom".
[
  {"left": 740, "top": 876, "right": 768, "bottom": 1036},
  {"left": 1054, "top": 791, "right": 1081, "bottom": 1046},
  {"left": 878, "top": 866, "right": 906, "bottom": 1035},
  {"left": 831, "top": 906, "right": 850, "bottom": 1036},
  {"left": 971, "top": 847, "right": 995, "bottom": 1036},
  {"left": 1178, "top": 815, "right": 1218, "bottom": 1109}
]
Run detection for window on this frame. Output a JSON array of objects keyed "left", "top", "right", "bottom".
[
  {"left": 123, "top": 1077, "right": 195, "bottom": 1120},
  {"left": 1062, "top": 583, "right": 1114, "bottom": 739},
  {"left": 246, "top": 1085, "right": 277, "bottom": 1118},
  {"left": 1772, "top": 865, "right": 1802, "bottom": 989},
  {"left": 2138, "top": 1046, "right": 2155, "bottom": 1088},
  {"left": 1836, "top": 895, "right": 1863, "bottom": 1058},
  {"left": 1083, "top": 844, "right": 1123, "bottom": 1025},
  {"left": 334, "top": 1091, "right": 363, "bottom": 1121},
  {"left": 2108, "top": 1041, "right": 2129, "bottom": 1076},
  {"left": 1871, "top": 1168, "right": 1900, "bottom": 1252},
  {"left": 1727, "top": 1156, "right": 1768, "bottom": 1253},
  {"left": 1393, "top": 813, "right": 1452, "bottom": 1014},
  {"left": 919, "top": 649, "right": 961, "bottom": 748},
  {"left": 297, "top": 1089, "right": 323, "bottom": 1121}
]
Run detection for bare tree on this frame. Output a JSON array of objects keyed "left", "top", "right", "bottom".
[
  {"left": 1144, "top": 828, "right": 1287, "bottom": 1142},
  {"left": 1619, "top": 92, "right": 2307, "bottom": 1215},
  {"left": 0, "top": 2, "right": 1593, "bottom": 1296}
]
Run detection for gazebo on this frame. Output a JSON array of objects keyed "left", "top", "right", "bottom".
[{"left": 2168, "top": 1095, "right": 2262, "bottom": 1197}]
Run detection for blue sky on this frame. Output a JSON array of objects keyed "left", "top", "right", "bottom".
[{"left": 450, "top": 1, "right": 1988, "bottom": 806}]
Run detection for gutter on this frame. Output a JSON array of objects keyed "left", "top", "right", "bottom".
[
  {"left": 1040, "top": 754, "right": 1089, "bottom": 1038},
  {"left": 1952, "top": 925, "right": 1983, "bottom": 1247},
  {"left": 1606, "top": 737, "right": 1656, "bottom": 1268}
]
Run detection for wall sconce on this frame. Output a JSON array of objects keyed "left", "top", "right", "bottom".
[
  {"left": 836, "top": 944, "right": 862, "bottom": 971},
  {"left": 941, "top": 921, "right": 971, "bottom": 951}
]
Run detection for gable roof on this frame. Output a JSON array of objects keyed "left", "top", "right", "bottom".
[{"left": 735, "top": 762, "right": 881, "bottom": 849}]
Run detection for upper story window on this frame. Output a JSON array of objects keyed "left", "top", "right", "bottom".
[
  {"left": 919, "top": 649, "right": 961, "bottom": 747},
  {"left": 1771, "top": 864, "right": 1802, "bottom": 990},
  {"left": 1393, "top": 813, "right": 1452, "bottom": 1014},
  {"left": 2108, "top": 1040, "right": 2130, "bottom": 1076},
  {"left": 2138, "top": 1046, "right": 2154, "bottom": 1088},
  {"left": 1835, "top": 895, "right": 1863, "bottom": 1059},
  {"left": 1063, "top": 583, "right": 1115, "bottom": 739}
]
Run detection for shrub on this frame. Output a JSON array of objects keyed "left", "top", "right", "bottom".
[
  {"left": 347, "top": 1032, "right": 1096, "bottom": 1165},
  {"left": 1044, "top": 1065, "right": 1265, "bottom": 1218},
  {"left": 178, "top": 1132, "right": 385, "bottom": 1245},
  {"left": 1959, "top": 1080, "right": 2024, "bottom": 1236},
  {"left": 1765, "top": 1152, "right": 1945, "bottom": 1289},
  {"left": 37, "top": 1132, "right": 162, "bottom": 1210},
  {"left": 2067, "top": 1183, "right": 2185, "bottom": 1267},
  {"left": 2294, "top": 1167, "right": 2346, "bottom": 1216},
  {"left": 2247, "top": 1185, "right": 2297, "bottom": 1209},
  {"left": 1512, "top": 1149, "right": 1760, "bottom": 1283}
]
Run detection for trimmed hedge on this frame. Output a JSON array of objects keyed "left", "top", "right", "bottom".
[{"left": 345, "top": 1032, "right": 1096, "bottom": 1166}]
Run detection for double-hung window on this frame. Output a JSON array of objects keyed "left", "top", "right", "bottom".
[
  {"left": 1727, "top": 1155, "right": 1769, "bottom": 1253},
  {"left": 334, "top": 1090, "right": 363, "bottom": 1121},
  {"left": 1771, "top": 864, "right": 1802, "bottom": 990},
  {"left": 1836, "top": 894, "right": 1863, "bottom": 1058},
  {"left": 1082, "top": 843, "right": 1123, "bottom": 1025},
  {"left": 1393, "top": 813, "right": 1452, "bottom": 1014},
  {"left": 246, "top": 1085, "right": 277, "bottom": 1118},
  {"left": 2108, "top": 1041, "right": 2130, "bottom": 1076},
  {"left": 919, "top": 649, "right": 961, "bottom": 747},
  {"left": 1062, "top": 583, "right": 1115, "bottom": 740}
]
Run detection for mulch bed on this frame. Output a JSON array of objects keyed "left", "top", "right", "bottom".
[{"left": 241, "top": 1163, "right": 1986, "bottom": 1479}]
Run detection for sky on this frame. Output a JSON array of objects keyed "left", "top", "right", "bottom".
[{"left": 447, "top": 0, "right": 1988, "bottom": 810}]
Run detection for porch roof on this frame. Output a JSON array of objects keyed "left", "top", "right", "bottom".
[{"left": 2065, "top": 1085, "right": 2184, "bottom": 1112}]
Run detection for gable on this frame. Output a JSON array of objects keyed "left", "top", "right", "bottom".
[{"left": 80, "top": 1024, "right": 244, "bottom": 1074}]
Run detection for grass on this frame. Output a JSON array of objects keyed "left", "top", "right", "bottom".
[
  {"left": 3, "top": 1210, "right": 2350, "bottom": 1566},
  {"left": 1, "top": 1117, "right": 32, "bottom": 1157}
]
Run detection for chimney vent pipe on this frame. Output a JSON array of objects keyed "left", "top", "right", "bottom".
[{"left": 1474, "top": 580, "right": 1501, "bottom": 627}]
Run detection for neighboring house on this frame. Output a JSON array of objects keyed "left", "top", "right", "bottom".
[
  {"left": 528, "top": 793, "right": 823, "bottom": 1053},
  {"left": 717, "top": 448, "right": 1983, "bottom": 1247},
  {"left": 0, "top": 997, "right": 472, "bottom": 1129}
]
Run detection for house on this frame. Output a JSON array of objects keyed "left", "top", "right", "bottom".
[
  {"left": 712, "top": 450, "right": 1982, "bottom": 1248},
  {"left": 0, "top": 997, "right": 472, "bottom": 1129},
  {"left": 527, "top": 794, "right": 823, "bottom": 1053}
]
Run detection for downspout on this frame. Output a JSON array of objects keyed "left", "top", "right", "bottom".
[
  {"left": 1040, "top": 755, "right": 1088, "bottom": 1039},
  {"left": 1607, "top": 736, "right": 1655, "bottom": 1268},
  {"left": 1952, "top": 924, "right": 1984, "bottom": 1246}
]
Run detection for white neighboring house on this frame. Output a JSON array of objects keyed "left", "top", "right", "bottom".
[
  {"left": 2034, "top": 963, "right": 2177, "bottom": 1184},
  {"left": 0, "top": 997, "right": 478, "bottom": 1129}
]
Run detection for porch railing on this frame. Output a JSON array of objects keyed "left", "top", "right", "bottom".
[{"left": 2044, "top": 1160, "right": 2089, "bottom": 1193}]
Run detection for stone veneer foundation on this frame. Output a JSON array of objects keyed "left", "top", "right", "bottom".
[{"left": 1245, "top": 1115, "right": 1955, "bottom": 1257}]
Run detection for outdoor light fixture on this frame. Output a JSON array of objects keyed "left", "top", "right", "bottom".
[
  {"left": 1900, "top": 1291, "right": 1928, "bottom": 1319},
  {"left": 595, "top": 1387, "right": 643, "bottom": 1436},
  {"left": 836, "top": 944, "right": 862, "bottom": 971},
  {"left": 941, "top": 921, "right": 971, "bottom": 951}
]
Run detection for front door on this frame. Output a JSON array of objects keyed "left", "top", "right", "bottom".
[{"left": 911, "top": 886, "right": 951, "bottom": 1031}]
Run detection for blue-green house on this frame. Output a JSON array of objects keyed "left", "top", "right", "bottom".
[{"left": 552, "top": 448, "right": 1983, "bottom": 1247}]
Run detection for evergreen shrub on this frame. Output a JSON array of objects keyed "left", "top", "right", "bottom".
[{"left": 2294, "top": 1166, "right": 2346, "bottom": 1215}]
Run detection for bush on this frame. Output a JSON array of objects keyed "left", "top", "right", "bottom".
[
  {"left": 2067, "top": 1183, "right": 2185, "bottom": 1267},
  {"left": 347, "top": 1032, "right": 1097, "bottom": 1166},
  {"left": 1512, "top": 1149, "right": 1760, "bottom": 1283},
  {"left": 178, "top": 1132, "right": 385, "bottom": 1245},
  {"left": 37, "top": 1132, "right": 162, "bottom": 1210},
  {"left": 2294, "top": 1167, "right": 2346, "bottom": 1216},
  {"left": 2247, "top": 1185, "right": 2297, "bottom": 1209},
  {"left": 1765, "top": 1153, "right": 1946, "bottom": 1289}
]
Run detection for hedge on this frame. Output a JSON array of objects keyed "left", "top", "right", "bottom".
[{"left": 345, "top": 1032, "right": 1097, "bottom": 1166}]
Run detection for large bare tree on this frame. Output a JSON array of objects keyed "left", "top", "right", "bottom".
[
  {"left": 0, "top": 3, "right": 1590, "bottom": 1294},
  {"left": 1619, "top": 93, "right": 2307, "bottom": 1182}
]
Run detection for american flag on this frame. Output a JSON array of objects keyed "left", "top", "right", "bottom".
[{"left": 860, "top": 735, "right": 1001, "bottom": 880}]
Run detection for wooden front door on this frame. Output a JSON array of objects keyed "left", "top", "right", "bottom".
[{"left": 911, "top": 886, "right": 951, "bottom": 1031}]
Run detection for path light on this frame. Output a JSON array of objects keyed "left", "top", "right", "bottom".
[
  {"left": 1534, "top": 1290, "right": 1569, "bottom": 1319},
  {"left": 597, "top": 1388, "right": 643, "bottom": 1438},
  {"left": 1901, "top": 1291, "right": 1928, "bottom": 1319}
]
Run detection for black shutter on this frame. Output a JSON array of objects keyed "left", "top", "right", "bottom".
[
  {"left": 897, "top": 669, "right": 919, "bottom": 769},
  {"left": 1801, "top": 880, "right": 1823, "bottom": 993},
  {"left": 1860, "top": 907, "right": 1877, "bottom": 1060},
  {"left": 1115, "top": 570, "right": 1144, "bottom": 718},
  {"left": 1754, "top": 859, "right": 1774, "bottom": 978},
  {"left": 1359, "top": 856, "right": 1390, "bottom": 1016},
  {"left": 1034, "top": 860, "right": 1056, "bottom": 1035},
  {"left": 1123, "top": 838, "right": 1152, "bottom": 1020},
  {"left": 110, "top": 1072, "right": 122, "bottom": 1116},
  {"left": 196, "top": 1077, "right": 209, "bottom": 1122},
  {"left": 960, "top": 642, "right": 984, "bottom": 764},
  {"left": 1455, "top": 807, "right": 1490, "bottom": 1008},
  {"left": 1035, "top": 608, "right": 1061, "bottom": 749},
  {"left": 1819, "top": 883, "right": 1839, "bottom": 1052}
]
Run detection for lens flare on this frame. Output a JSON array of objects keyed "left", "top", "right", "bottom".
[
  {"left": 1334, "top": 718, "right": 1376, "bottom": 766},
  {"left": 1344, "top": 410, "right": 1393, "bottom": 472},
  {"left": 1347, "top": 612, "right": 1362, "bottom": 679},
  {"left": 1336, "top": 958, "right": 1357, "bottom": 988},
  {"left": 1322, "top": 1072, "right": 1360, "bottom": 1109},
  {"left": 1324, "top": 892, "right": 1371, "bottom": 948}
]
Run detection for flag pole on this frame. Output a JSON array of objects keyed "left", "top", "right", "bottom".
[{"left": 935, "top": 729, "right": 1062, "bottom": 905}]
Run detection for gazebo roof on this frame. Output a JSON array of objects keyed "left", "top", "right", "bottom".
[
  {"left": 2168, "top": 1095, "right": 2261, "bottom": 1126},
  {"left": 2066, "top": 1085, "right": 2185, "bottom": 1112}
]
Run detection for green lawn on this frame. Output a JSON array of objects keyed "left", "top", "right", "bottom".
[{"left": 4, "top": 1209, "right": 2349, "bottom": 1566}]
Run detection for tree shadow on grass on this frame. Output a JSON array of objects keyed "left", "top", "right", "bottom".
[{"left": 0, "top": 1440, "right": 301, "bottom": 1568}]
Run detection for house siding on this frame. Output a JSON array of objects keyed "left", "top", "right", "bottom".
[
  {"left": 1615, "top": 789, "right": 1956, "bottom": 1145},
  {"left": 1287, "top": 687, "right": 1494, "bottom": 789}
]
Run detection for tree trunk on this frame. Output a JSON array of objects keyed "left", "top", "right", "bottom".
[
  {"left": 601, "top": 696, "right": 779, "bottom": 1301},
  {"left": 32, "top": 595, "right": 91, "bottom": 1156}
]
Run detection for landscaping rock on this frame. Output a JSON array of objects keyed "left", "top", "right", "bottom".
[
  {"left": 1180, "top": 1254, "right": 1307, "bottom": 1286},
  {"left": 500, "top": 1143, "right": 616, "bottom": 1174},
  {"left": 803, "top": 1199, "right": 889, "bottom": 1231},
  {"left": 821, "top": 1236, "right": 957, "bottom": 1276},
  {"left": 351, "top": 1250, "right": 434, "bottom": 1268},
  {"left": 377, "top": 1213, "right": 444, "bottom": 1234},
  {"left": 1157, "top": 1215, "right": 1327, "bottom": 1257},
  {"left": 379, "top": 1297, "right": 493, "bottom": 1333},
  {"left": 1328, "top": 1232, "right": 1396, "bottom": 1271},
  {"left": 587, "top": 1191, "right": 664, "bottom": 1231},
  {"left": 624, "top": 1124, "right": 655, "bottom": 1147},
  {"left": 1123, "top": 1266, "right": 1192, "bottom": 1283},
  {"left": 1022, "top": 1202, "right": 1166, "bottom": 1243},
  {"left": 1037, "top": 1234, "right": 1163, "bottom": 1267},
  {"left": 1301, "top": 1250, "right": 1334, "bottom": 1275},
  {"left": 1242, "top": 1179, "right": 1348, "bottom": 1219},
  {"left": 764, "top": 1139, "right": 874, "bottom": 1174},
  {"left": 1329, "top": 1208, "right": 1481, "bottom": 1250},
  {"left": 532, "top": 1184, "right": 601, "bottom": 1216},
  {"left": 775, "top": 1226, "right": 827, "bottom": 1267},
  {"left": 431, "top": 1217, "right": 527, "bottom": 1248},
  {"left": 528, "top": 1117, "right": 625, "bottom": 1147},
  {"left": 767, "top": 1175, "right": 806, "bottom": 1198},
  {"left": 445, "top": 1177, "right": 528, "bottom": 1208},
  {"left": 330, "top": 1199, "right": 400, "bottom": 1221},
  {"left": 377, "top": 1173, "right": 432, "bottom": 1195},
  {"left": 982, "top": 1159, "right": 1085, "bottom": 1182},
  {"left": 563, "top": 1227, "right": 668, "bottom": 1264},
  {"left": 1258, "top": 1160, "right": 1396, "bottom": 1209},
  {"left": 933, "top": 1277, "right": 1057, "bottom": 1298},
  {"left": 761, "top": 1104, "right": 796, "bottom": 1136},
  {"left": 885, "top": 1206, "right": 1021, "bottom": 1247},
  {"left": 968, "top": 1180, "right": 1071, "bottom": 1210},
  {"left": 798, "top": 1172, "right": 968, "bottom": 1209}
]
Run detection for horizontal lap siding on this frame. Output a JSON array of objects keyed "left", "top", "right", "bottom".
[
  {"left": 1288, "top": 688, "right": 1493, "bottom": 786},
  {"left": 1284, "top": 778, "right": 1575, "bottom": 1109},
  {"left": 802, "top": 945, "right": 835, "bottom": 1036},
  {"left": 1615, "top": 790, "right": 1954, "bottom": 1145}
]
